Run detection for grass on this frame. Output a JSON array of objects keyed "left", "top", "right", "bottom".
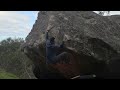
[{"left": 0, "top": 69, "right": 19, "bottom": 79}]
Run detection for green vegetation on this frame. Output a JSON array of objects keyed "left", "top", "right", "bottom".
[
  {"left": 0, "top": 38, "right": 35, "bottom": 79},
  {"left": 0, "top": 69, "right": 19, "bottom": 79}
]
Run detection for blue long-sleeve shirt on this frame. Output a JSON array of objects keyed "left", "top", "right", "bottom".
[{"left": 46, "top": 32, "right": 64, "bottom": 63}]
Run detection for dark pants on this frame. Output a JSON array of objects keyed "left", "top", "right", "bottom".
[{"left": 51, "top": 52, "right": 73, "bottom": 64}]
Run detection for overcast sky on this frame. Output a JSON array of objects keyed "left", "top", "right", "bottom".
[
  {"left": 0, "top": 11, "right": 120, "bottom": 41},
  {"left": 94, "top": 11, "right": 120, "bottom": 15},
  {"left": 108, "top": 11, "right": 120, "bottom": 15},
  {"left": 0, "top": 11, "right": 39, "bottom": 41}
]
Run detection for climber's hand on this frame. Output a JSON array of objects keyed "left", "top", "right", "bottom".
[
  {"left": 46, "top": 29, "right": 50, "bottom": 32},
  {"left": 46, "top": 26, "right": 55, "bottom": 32}
]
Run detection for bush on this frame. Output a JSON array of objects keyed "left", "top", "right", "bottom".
[{"left": 0, "top": 37, "right": 35, "bottom": 79}]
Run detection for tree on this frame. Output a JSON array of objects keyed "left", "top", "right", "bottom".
[
  {"left": 98, "top": 11, "right": 110, "bottom": 16},
  {"left": 0, "top": 38, "right": 35, "bottom": 79}
]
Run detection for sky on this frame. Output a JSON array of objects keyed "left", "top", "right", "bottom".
[
  {"left": 0, "top": 11, "right": 39, "bottom": 41},
  {"left": 0, "top": 11, "right": 120, "bottom": 41},
  {"left": 94, "top": 11, "right": 120, "bottom": 16}
]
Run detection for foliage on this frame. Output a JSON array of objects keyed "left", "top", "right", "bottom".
[
  {"left": 98, "top": 11, "right": 110, "bottom": 16},
  {"left": 0, "top": 37, "right": 35, "bottom": 79}
]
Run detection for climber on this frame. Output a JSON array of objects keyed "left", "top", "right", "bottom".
[{"left": 46, "top": 27, "right": 72, "bottom": 64}]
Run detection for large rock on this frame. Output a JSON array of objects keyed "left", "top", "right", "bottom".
[{"left": 22, "top": 11, "right": 120, "bottom": 79}]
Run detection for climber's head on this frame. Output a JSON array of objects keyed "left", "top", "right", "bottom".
[{"left": 50, "top": 37, "right": 55, "bottom": 44}]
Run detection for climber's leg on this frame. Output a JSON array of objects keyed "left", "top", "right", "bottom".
[{"left": 52, "top": 52, "right": 73, "bottom": 64}]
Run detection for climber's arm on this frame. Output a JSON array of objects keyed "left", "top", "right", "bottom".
[
  {"left": 46, "top": 26, "right": 55, "bottom": 40},
  {"left": 46, "top": 31, "right": 49, "bottom": 40}
]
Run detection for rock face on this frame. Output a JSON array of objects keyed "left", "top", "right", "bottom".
[{"left": 22, "top": 11, "right": 120, "bottom": 79}]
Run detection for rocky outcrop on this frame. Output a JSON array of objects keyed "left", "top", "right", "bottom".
[{"left": 22, "top": 11, "right": 120, "bottom": 79}]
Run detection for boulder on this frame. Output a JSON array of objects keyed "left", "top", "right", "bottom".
[{"left": 22, "top": 11, "right": 120, "bottom": 79}]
